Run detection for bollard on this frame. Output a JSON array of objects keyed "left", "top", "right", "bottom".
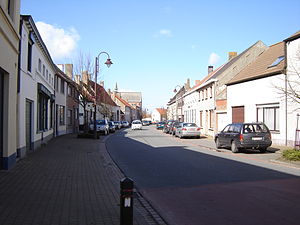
[{"left": 120, "top": 177, "right": 134, "bottom": 225}]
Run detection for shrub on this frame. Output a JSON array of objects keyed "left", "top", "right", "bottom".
[{"left": 282, "top": 149, "right": 300, "bottom": 161}]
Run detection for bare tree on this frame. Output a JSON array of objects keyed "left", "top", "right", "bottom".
[{"left": 73, "top": 51, "right": 95, "bottom": 132}]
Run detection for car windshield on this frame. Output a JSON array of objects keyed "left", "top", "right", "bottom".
[
  {"left": 183, "top": 123, "right": 197, "bottom": 127},
  {"left": 243, "top": 124, "right": 268, "bottom": 133},
  {"left": 97, "top": 120, "right": 106, "bottom": 125},
  {"left": 133, "top": 121, "right": 141, "bottom": 124},
  {"left": 108, "top": 122, "right": 114, "bottom": 125}
]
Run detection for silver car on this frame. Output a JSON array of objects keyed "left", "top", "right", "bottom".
[{"left": 175, "top": 123, "right": 201, "bottom": 139}]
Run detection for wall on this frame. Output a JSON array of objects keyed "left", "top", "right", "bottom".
[{"left": 0, "top": 0, "right": 20, "bottom": 169}]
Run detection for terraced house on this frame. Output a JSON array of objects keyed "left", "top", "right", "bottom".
[{"left": 0, "top": 0, "right": 20, "bottom": 169}]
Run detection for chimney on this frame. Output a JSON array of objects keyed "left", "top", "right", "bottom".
[
  {"left": 57, "top": 64, "right": 64, "bottom": 71},
  {"left": 100, "top": 81, "right": 104, "bottom": 87},
  {"left": 195, "top": 80, "right": 201, "bottom": 86},
  {"left": 82, "top": 71, "right": 90, "bottom": 84},
  {"left": 74, "top": 75, "right": 81, "bottom": 84},
  {"left": 185, "top": 78, "right": 191, "bottom": 90},
  {"left": 208, "top": 66, "right": 213, "bottom": 74},
  {"left": 65, "top": 64, "right": 73, "bottom": 79},
  {"left": 228, "top": 52, "right": 237, "bottom": 61}
]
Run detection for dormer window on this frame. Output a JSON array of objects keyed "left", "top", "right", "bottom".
[{"left": 268, "top": 56, "right": 284, "bottom": 68}]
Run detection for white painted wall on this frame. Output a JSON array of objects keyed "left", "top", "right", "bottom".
[
  {"left": 151, "top": 109, "right": 161, "bottom": 122},
  {"left": 18, "top": 21, "right": 55, "bottom": 152}
]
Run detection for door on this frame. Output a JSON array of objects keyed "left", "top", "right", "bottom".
[
  {"left": 217, "top": 112, "right": 227, "bottom": 132},
  {"left": 0, "top": 71, "right": 4, "bottom": 166},
  {"left": 25, "top": 100, "right": 33, "bottom": 151},
  {"left": 232, "top": 106, "right": 244, "bottom": 123}
]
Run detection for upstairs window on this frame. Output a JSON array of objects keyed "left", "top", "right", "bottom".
[
  {"left": 61, "top": 79, "right": 65, "bottom": 94},
  {"left": 27, "top": 41, "right": 32, "bottom": 72},
  {"left": 38, "top": 59, "right": 42, "bottom": 72},
  {"left": 268, "top": 56, "right": 284, "bottom": 68},
  {"left": 7, "top": 0, "right": 15, "bottom": 20}
]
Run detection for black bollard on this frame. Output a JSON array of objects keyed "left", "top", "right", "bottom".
[{"left": 120, "top": 177, "right": 134, "bottom": 225}]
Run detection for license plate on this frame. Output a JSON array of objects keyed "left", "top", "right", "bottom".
[
  {"left": 252, "top": 137, "right": 263, "bottom": 140},
  {"left": 188, "top": 128, "right": 196, "bottom": 131}
]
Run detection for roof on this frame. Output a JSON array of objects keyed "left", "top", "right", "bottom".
[
  {"left": 284, "top": 30, "right": 300, "bottom": 42},
  {"left": 156, "top": 108, "right": 167, "bottom": 115},
  {"left": 114, "top": 95, "right": 132, "bottom": 108},
  {"left": 208, "top": 41, "right": 266, "bottom": 81},
  {"left": 89, "top": 81, "right": 118, "bottom": 106},
  {"left": 119, "top": 92, "right": 142, "bottom": 102},
  {"left": 227, "top": 42, "right": 285, "bottom": 85}
]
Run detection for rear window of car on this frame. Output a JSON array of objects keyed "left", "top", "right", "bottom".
[
  {"left": 97, "top": 120, "right": 106, "bottom": 125},
  {"left": 243, "top": 124, "right": 268, "bottom": 133},
  {"left": 183, "top": 123, "right": 197, "bottom": 127}
]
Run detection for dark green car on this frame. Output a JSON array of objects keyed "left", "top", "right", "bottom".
[{"left": 156, "top": 121, "right": 166, "bottom": 130}]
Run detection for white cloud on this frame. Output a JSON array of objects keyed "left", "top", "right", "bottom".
[
  {"left": 36, "top": 21, "right": 80, "bottom": 61},
  {"left": 208, "top": 52, "right": 220, "bottom": 65},
  {"left": 154, "top": 29, "right": 173, "bottom": 38}
]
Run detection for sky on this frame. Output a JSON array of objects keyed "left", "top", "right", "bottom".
[{"left": 21, "top": 0, "right": 300, "bottom": 112}]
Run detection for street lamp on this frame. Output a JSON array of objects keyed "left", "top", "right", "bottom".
[
  {"left": 173, "top": 85, "right": 182, "bottom": 121},
  {"left": 94, "top": 52, "right": 113, "bottom": 139}
]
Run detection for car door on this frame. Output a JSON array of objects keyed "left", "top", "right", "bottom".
[{"left": 218, "top": 124, "right": 231, "bottom": 146}]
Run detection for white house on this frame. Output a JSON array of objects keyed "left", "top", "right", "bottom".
[
  {"left": 151, "top": 108, "right": 167, "bottom": 123},
  {"left": 227, "top": 33, "right": 300, "bottom": 147},
  {"left": 0, "top": 0, "right": 20, "bottom": 169},
  {"left": 17, "top": 15, "right": 56, "bottom": 158}
]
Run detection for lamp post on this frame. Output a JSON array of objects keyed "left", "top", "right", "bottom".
[
  {"left": 173, "top": 85, "right": 182, "bottom": 121},
  {"left": 94, "top": 52, "right": 113, "bottom": 139}
]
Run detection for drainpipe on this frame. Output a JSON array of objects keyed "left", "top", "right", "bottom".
[{"left": 284, "top": 41, "right": 288, "bottom": 146}]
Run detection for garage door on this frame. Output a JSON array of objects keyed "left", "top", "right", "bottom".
[
  {"left": 232, "top": 106, "right": 244, "bottom": 123},
  {"left": 217, "top": 112, "right": 227, "bottom": 131}
]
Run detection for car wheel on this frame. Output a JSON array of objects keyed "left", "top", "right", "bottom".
[
  {"left": 179, "top": 133, "right": 183, "bottom": 139},
  {"left": 231, "top": 141, "right": 239, "bottom": 153},
  {"left": 259, "top": 147, "right": 267, "bottom": 153},
  {"left": 216, "top": 138, "right": 221, "bottom": 149}
]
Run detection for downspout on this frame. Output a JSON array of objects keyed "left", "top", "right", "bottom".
[{"left": 284, "top": 41, "right": 288, "bottom": 146}]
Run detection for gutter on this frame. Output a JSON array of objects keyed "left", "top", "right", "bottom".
[{"left": 284, "top": 40, "right": 288, "bottom": 146}]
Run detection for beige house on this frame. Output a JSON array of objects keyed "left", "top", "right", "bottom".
[{"left": 0, "top": 0, "right": 20, "bottom": 169}]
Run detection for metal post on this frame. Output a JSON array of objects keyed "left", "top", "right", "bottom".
[
  {"left": 94, "top": 57, "right": 98, "bottom": 139},
  {"left": 120, "top": 177, "right": 134, "bottom": 225}
]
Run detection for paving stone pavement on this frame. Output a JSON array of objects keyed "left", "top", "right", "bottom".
[{"left": 0, "top": 134, "right": 166, "bottom": 225}]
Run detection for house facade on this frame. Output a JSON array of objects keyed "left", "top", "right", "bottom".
[
  {"left": 0, "top": 0, "right": 20, "bottom": 169},
  {"left": 17, "top": 15, "right": 56, "bottom": 160},
  {"left": 151, "top": 108, "right": 167, "bottom": 123},
  {"left": 227, "top": 36, "right": 300, "bottom": 147}
]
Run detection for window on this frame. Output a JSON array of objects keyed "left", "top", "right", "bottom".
[
  {"left": 27, "top": 40, "right": 32, "bottom": 72},
  {"left": 257, "top": 105, "right": 280, "bottom": 131},
  {"left": 68, "top": 85, "right": 72, "bottom": 96},
  {"left": 209, "top": 87, "right": 213, "bottom": 98},
  {"left": 7, "top": 0, "right": 15, "bottom": 19},
  {"left": 205, "top": 89, "right": 208, "bottom": 99},
  {"left": 46, "top": 70, "right": 48, "bottom": 80},
  {"left": 50, "top": 102, "right": 53, "bottom": 129},
  {"left": 199, "top": 111, "right": 203, "bottom": 127},
  {"left": 269, "top": 56, "right": 284, "bottom": 68},
  {"left": 61, "top": 79, "right": 65, "bottom": 94},
  {"left": 43, "top": 65, "right": 45, "bottom": 76},
  {"left": 209, "top": 110, "right": 214, "bottom": 129},
  {"left": 55, "top": 76, "right": 59, "bottom": 91},
  {"left": 59, "top": 105, "right": 65, "bottom": 125},
  {"left": 38, "top": 59, "right": 42, "bottom": 72},
  {"left": 37, "top": 93, "right": 48, "bottom": 131}
]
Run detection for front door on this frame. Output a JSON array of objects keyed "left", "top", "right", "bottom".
[
  {"left": 25, "top": 100, "right": 33, "bottom": 151},
  {"left": 0, "top": 71, "right": 4, "bottom": 167}
]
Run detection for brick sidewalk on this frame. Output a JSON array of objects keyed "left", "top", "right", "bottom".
[{"left": 0, "top": 134, "right": 164, "bottom": 225}]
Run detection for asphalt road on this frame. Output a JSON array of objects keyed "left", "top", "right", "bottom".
[{"left": 106, "top": 126, "right": 300, "bottom": 225}]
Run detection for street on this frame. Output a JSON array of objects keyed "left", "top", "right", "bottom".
[{"left": 106, "top": 125, "right": 300, "bottom": 225}]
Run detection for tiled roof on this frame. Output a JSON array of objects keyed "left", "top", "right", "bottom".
[
  {"left": 284, "top": 30, "right": 300, "bottom": 42},
  {"left": 156, "top": 108, "right": 167, "bottom": 115},
  {"left": 114, "top": 95, "right": 132, "bottom": 108},
  {"left": 89, "top": 81, "right": 118, "bottom": 106},
  {"left": 227, "top": 42, "right": 285, "bottom": 85}
]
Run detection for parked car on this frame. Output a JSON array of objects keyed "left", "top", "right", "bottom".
[
  {"left": 156, "top": 121, "right": 166, "bottom": 130},
  {"left": 175, "top": 123, "right": 201, "bottom": 139},
  {"left": 142, "top": 120, "right": 151, "bottom": 126},
  {"left": 89, "top": 119, "right": 109, "bottom": 135},
  {"left": 121, "top": 121, "right": 130, "bottom": 128},
  {"left": 163, "top": 120, "right": 176, "bottom": 133},
  {"left": 170, "top": 121, "right": 182, "bottom": 135},
  {"left": 108, "top": 121, "right": 116, "bottom": 133},
  {"left": 114, "top": 121, "right": 122, "bottom": 129},
  {"left": 131, "top": 120, "right": 142, "bottom": 130},
  {"left": 214, "top": 122, "right": 272, "bottom": 153}
]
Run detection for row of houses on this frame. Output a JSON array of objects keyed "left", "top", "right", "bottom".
[
  {"left": 0, "top": 1, "right": 142, "bottom": 170},
  {"left": 167, "top": 32, "right": 300, "bottom": 147}
]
